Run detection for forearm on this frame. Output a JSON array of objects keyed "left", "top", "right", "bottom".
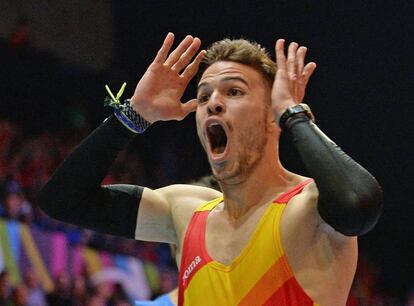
[
  {"left": 285, "top": 114, "right": 383, "bottom": 236},
  {"left": 37, "top": 115, "right": 142, "bottom": 238}
]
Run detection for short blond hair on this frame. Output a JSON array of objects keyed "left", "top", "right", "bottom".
[{"left": 197, "top": 38, "right": 276, "bottom": 86}]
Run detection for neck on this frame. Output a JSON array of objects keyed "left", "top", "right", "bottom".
[{"left": 219, "top": 147, "right": 295, "bottom": 220}]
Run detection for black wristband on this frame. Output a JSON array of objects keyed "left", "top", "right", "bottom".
[
  {"left": 279, "top": 104, "right": 315, "bottom": 131},
  {"left": 283, "top": 112, "right": 311, "bottom": 130}
]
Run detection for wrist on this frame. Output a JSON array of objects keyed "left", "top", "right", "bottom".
[
  {"left": 113, "top": 99, "right": 152, "bottom": 134},
  {"left": 278, "top": 103, "right": 315, "bottom": 130},
  {"left": 104, "top": 84, "right": 152, "bottom": 133},
  {"left": 273, "top": 100, "right": 297, "bottom": 121},
  {"left": 129, "top": 96, "right": 159, "bottom": 124}
]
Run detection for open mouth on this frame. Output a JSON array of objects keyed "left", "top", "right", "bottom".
[{"left": 207, "top": 123, "right": 228, "bottom": 155}]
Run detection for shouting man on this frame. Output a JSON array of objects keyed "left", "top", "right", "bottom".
[{"left": 39, "top": 33, "right": 382, "bottom": 306}]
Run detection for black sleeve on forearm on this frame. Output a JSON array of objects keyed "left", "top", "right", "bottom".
[
  {"left": 285, "top": 114, "right": 383, "bottom": 236},
  {"left": 37, "top": 115, "right": 143, "bottom": 239}
]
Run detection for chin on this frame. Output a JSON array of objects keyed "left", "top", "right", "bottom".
[
  {"left": 213, "top": 150, "right": 264, "bottom": 186},
  {"left": 214, "top": 172, "right": 244, "bottom": 186},
  {"left": 211, "top": 162, "right": 246, "bottom": 186}
]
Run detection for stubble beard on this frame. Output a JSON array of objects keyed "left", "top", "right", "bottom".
[{"left": 212, "top": 114, "right": 269, "bottom": 186}]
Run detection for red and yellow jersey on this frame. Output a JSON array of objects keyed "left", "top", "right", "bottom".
[{"left": 178, "top": 179, "right": 319, "bottom": 306}]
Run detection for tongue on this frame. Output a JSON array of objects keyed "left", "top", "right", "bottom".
[{"left": 213, "top": 145, "right": 226, "bottom": 154}]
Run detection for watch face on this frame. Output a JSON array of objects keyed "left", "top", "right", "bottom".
[{"left": 291, "top": 105, "right": 305, "bottom": 113}]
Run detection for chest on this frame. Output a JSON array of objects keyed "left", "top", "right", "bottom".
[{"left": 204, "top": 205, "right": 271, "bottom": 266}]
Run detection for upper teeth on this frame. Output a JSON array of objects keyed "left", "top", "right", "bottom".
[{"left": 208, "top": 123, "right": 220, "bottom": 128}]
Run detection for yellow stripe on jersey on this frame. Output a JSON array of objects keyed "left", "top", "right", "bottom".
[{"left": 195, "top": 197, "right": 223, "bottom": 212}]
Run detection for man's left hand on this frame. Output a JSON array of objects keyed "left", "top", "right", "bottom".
[{"left": 272, "top": 39, "right": 317, "bottom": 121}]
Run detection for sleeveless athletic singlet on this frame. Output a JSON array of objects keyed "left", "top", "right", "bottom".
[{"left": 178, "top": 179, "right": 319, "bottom": 306}]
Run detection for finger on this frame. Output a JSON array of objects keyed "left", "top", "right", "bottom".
[
  {"left": 181, "top": 50, "right": 206, "bottom": 82},
  {"left": 287, "top": 42, "right": 299, "bottom": 80},
  {"left": 296, "top": 46, "right": 307, "bottom": 80},
  {"left": 178, "top": 99, "right": 198, "bottom": 120},
  {"left": 164, "top": 35, "right": 194, "bottom": 68},
  {"left": 296, "top": 62, "right": 316, "bottom": 102},
  {"left": 153, "top": 33, "right": 175, "bottom": 64},
  {"left": 172, "top": 37, "right": 202, "bottom": 72},
  {"left": 275, "top": 39, "right": 287, "bottom": 71},
  {"left": 302, "top": 62, "right": 317, "bottom": 85}
]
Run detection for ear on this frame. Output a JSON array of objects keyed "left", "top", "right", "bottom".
[
  {"left": 266, "top": 107, "right": 279, "bottom": 132},
  {"left": 266, "top": 108, "right": 282, "bottom": 139}
]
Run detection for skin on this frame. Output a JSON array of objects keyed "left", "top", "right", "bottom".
[{"left": 130, "top": 33, "right": 357, "bottom": 306}]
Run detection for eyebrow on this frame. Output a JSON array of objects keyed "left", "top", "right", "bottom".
[{"left": 197, "top": 76, "right": 249, "bottom": 91}]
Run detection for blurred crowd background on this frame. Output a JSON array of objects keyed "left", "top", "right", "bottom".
[{"left": 0, "top": 1, "right": 413, "bottom": 305}]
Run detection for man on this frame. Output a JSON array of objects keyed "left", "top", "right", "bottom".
[{"left": 38, "top": 33, "right": 382, "bottom": 306}]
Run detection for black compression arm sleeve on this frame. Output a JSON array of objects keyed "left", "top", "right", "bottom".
[
  {"left": 37, "top": 115, "right": 143, "bottom": 239},
  {"left": 285, "top": 114, "right": 383, "bottom": 236}
]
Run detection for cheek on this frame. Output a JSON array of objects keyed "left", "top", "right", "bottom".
[
  {"left": 241, "top": 106, "right": 266, "bottom": 127},
  {"left": 238, "top": 111, "right": 268, "bottom": 141},
  {"left": 195, "top": 111, "right": 204, "bottom": 138}
]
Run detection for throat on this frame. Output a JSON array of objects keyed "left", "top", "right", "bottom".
[{"left": 208, "top": 124, "right": 228, "bottom": 154}]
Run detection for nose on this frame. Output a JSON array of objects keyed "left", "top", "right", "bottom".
[{"left": 207, "top": 93, "right": 225, "bottom": 115}]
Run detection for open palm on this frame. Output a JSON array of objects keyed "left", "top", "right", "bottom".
[{"left": 131, "top": 33, "right": 205, "bottom": 123}]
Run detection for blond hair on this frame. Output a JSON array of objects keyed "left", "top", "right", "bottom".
[{"left": 197, "top": 38, "right": 276, "bottom": 86}]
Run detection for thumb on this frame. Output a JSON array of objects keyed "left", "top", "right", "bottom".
[{"left": 179, "top": 99, "right": 198, "bottom": 119}]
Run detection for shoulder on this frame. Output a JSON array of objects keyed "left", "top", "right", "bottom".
[
  {"left": 282, "top": 178, "right": 354, "bottom": 245},
  {"left": 162, "top": 184, "right": 222, "bottom": 217},
  {"left": 140, "top": 184, "right": 221, "bottom": 213},
  {"left": 155, "top": 184, "right": 221, "bottom": 202},
  {"left": 281, "top": 178, "right": 318, "bottom": 230},
  {"left": 155, "top": 184, "right": 222, "bottom": 242},
  {"left": 135, "top": 185, "right": 220, "bottom": 244}
]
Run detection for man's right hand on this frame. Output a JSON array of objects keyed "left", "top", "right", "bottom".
[{"left": 130, "top": 33, "right": 205, "bottom": 123}]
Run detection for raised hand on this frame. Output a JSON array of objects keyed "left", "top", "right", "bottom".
[
  {"left": 130, "top": 33, "right": 205, "bottom": 123},
  {"left": 271, "top": 39, "right": 317, "bottom": 121}
]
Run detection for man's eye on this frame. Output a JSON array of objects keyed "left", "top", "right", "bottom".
[
  {"left": 198, "top": 94, "right": 209, "bottom": 103},
  {"left": 228, "top": 88, "right": 242, "bottom": 96}
]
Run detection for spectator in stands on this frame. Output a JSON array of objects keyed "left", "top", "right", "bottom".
[
  {"left": 46, "top": 272, "right": 71, "bottom": 306},
  {"left": 7, "top": 283, "right": 28, "bottom": 306},
  {"left": 0, "top": 270, "right": 12, "bottom": 304},
  {"left": 71, "top": 275, "right": 87, "bottom": 306},
  {"left": 24, "top": 268, "right": 47, "bottom": 306},
  {"left": 2, "top": 190, "right": 33, "bottom": 223}
]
